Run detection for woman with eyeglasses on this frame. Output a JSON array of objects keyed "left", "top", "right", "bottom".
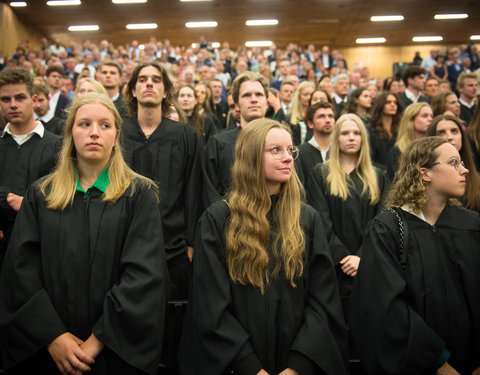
[
  {"left": 349, "top": 136, "right": 480, "bottom": 375},
  {"left": 305, "top": 113, "right": 387, "bottom": 314},
  {"left": 426, "top": 114, "right": 480, "bottom": 212},
  {"left": 179, "top": 118, "right": 348, "bottom": 375}
]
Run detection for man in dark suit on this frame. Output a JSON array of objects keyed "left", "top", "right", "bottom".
[
  {"left": 398, "top": 66, "right": 430, "bottom": 108},
  {"left": 99, "top": 61, "right": 127, "bottom": 118},
  {"left": 45, "top": 65, "right": 70, "bottom": 118},
  {"left": 457, "top": 72, "right": 477, "bottom": 126}
]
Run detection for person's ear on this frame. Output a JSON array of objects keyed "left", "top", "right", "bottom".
[{"left": 420, "top": 167, "right": 432, "bottom": 183}]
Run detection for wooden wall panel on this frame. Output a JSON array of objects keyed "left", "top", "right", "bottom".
[
  {"left": 0, "top": 3, "right": 45, "bottom": 56},
  {"left": 341, "top": 44, "right": 454, "bottom": 79}
]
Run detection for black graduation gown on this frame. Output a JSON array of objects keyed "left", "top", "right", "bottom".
[
  {"left": 367, "top": 126, "right": 396, "bottom": 171},
  {"left": 113, "top": 95, "right": 128, "bottom": 119},
  {"left": 203, "top": 126, "right": 240, "bottom": 206},
  {"left": 178, "top": 200, "right": 348, "bottom": 375},
  {"left": 0, "top": 180, "right": 168, "bottom": 375},
  {"left": 121, "top": 117, "right": 202, "bottom": 299},
  {"left": 0, "top": 131, "right": 60, "bottom": 259},
  {"left": 295, "top": 142, "right": 326, "bottom": 186},
  {"left": 42, "top": 116, "right": 64, "bottom": 137},
  {"left": 305, "top": 165, "right": 387, "bottom": 296},
  {"left": 349, "top": 206, "right": 480, "bottom": 375},
  {"left": 386, "top": 145, "right": 401, "bottom": 182}
]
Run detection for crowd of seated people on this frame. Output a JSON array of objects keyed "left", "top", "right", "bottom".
[{"left": 1, "top": 35, "right": 480, "bottom": 375}]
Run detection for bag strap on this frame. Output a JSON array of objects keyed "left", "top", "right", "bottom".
[{"left": 385, "top": 207, "right": 408, "bottom": 271}]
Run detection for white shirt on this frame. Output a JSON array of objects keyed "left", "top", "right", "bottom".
[
  {"left": 308, "top": 136, "right": 330, "bottom": 161},
  {"left": 459, "top": 97, "right": 475, "bottom": 108},
  {"left": 35, "top": 110, "right": 54, "bottom": 124},
  {"left": 401, "top": 204, "right": 426, "bottom": 222},
  {"left": 49, "top": 91, "right": 60, "bottom": 116},
  {"left": 404, "top": 88, "right": 421, "bottom": 103},
  {"left": 2, "top": 121, "right": 45, "bottom": 146}
]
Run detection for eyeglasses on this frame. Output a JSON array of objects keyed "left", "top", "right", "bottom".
[
  {"left": 431, "top": 157, "right": 466, "bottom": 170},
  {"left": 265, "top": 146, "right": 299, "bottom": 160}
]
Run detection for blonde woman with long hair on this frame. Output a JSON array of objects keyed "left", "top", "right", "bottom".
[
  {"left": 386, "top": 102, "right": 433, "bottom": 180},
  {"left": 350, "top": 137, "right": 480, "bottom": 375},
  {"left": 0, "top": 93, "right": 167, "bottom": 375},
  {"left": 306, "top": 113, "right": 387, "bottom": 307},
  {"left": 179, "top": 118, "right": 348, "bottom": 375},
  {"left": 287, "top": 80, "right": 315, "bottom": 145}
]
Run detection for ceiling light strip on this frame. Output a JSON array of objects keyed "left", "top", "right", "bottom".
[
  {"left": 10, "top": 2, "right": 27, "bottom": 6},
  {"left": 185, "top": 21, "right": 217, "bottom": 28},
  {"left": 412, "top": 36, "right": 443, "bottom": 42},
  {"left": 126, "top": 23, "right": 158, "bottom": 29},
  {"left": 246, "top": 19, "right": 279, "bottom": 26},
  {"left": 113, "top": 0, "right": 147, "bottom": 3},
  {"left": 68, "top": 25, "right": 99, "bottom": 31},
  {"left": 434, "top": 13, "right": 468, "bottom": 20},
  {"left": 356, "top": 37, "right": 386, "bottom": 44},
  {"left": 245, "top": 41, "right": 273, "bottom": 47},
  {"left": 370, "top": 15, "right": 404, "bottom": 22},
  {"left": 47, "top": 0, "right": 81, "bottom": 5}
]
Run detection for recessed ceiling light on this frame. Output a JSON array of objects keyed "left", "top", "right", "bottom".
[
  {"left": 68, "top": 25, "right": 99, "bottom": 31},
  {"left": 245, "top": 41, "right": 273, "bottom": 47},
  {"left": 185, "top": 21, "right": 217, "bottom": 28},
  {"left": 113, "top": 0, "right": 147, "bottom": 3},
  {"left": 180, "top": 0, "right": 212, "bottom": 2},
  {"left": 47, "top": 0, "right": 81, "bottom": 5},
  {"left": 10, "top": 2, "right": 27, "bottom": 6},
  {"left": 246, "top": 19, "right": 279, "bottom": 26},
  {"left": 470, "top": 35, "right": 480, "bottom": 40},
  {"left": 412, "top": 36, "right": 443, "bottom": 42},
  {"left": 126, "top": 23, "right": 158, "bottom": 29},
  {"left": 212, "top": 42, "right": 220, "bottom": 48},
  {"left": 370, "top": 15, "right": 404, "bottom": 22},
  {"left": 139, "top": 44, "right": 145, "bottom": 50},
  {"left": 356, "top": 37, "right": 386, "bottom": 44},
  {"left": 434, "top": 13, "right": 468, "bottom": 20}
]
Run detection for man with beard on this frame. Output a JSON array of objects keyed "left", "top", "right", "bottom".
[{"left": 295, "top": 102, "right": 336, "bottom": 185}]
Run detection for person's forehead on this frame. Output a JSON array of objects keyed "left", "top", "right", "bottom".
[
  {"left": 102, "top": 66, "right": 118, "bottom": 74},
  {"left": 240, "top": 80, "right": 264, "bottom": 93},
  {"left": 0, "top": 83, "right": 29, "bottom": 95},
  {"left": 315, "top": 108, "right": 334, "bottom": 116},
  {"left": 139, "top": 65, "right": 161, "bottom": 76}
]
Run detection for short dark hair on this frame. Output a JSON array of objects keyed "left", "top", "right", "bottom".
[
  {"left": 46, "top": 65, "right": 65, "bottom": 78},
  {"left": 0, "top": 68, "right": 34, "bottom": 96},
  {"left": 125, "top": 61, "right": 174, "bottom": 118},
  {"left": 306, "top": 102, "right": 335, "bottom": 123},
  {"left": 33, "top": 83, "right": 49, "bottom": 97},
  {"left": 100, "top": 61, "right": 123, "bottom": 76},
  {"left": 402, "top": 66, "right": 426, "bottom": 86}
]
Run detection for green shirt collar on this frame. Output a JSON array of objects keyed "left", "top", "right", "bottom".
[{"left": 75, "top": 168, "right": 110, "bottom": 193}]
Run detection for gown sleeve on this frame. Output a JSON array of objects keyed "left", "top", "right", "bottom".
[
  {"left": 288, "top": 208, "right": 349, "bottom": 375},
  {"left": 0, "top": 186, "right": 67, "bottom": 368},
  {"left": 203, "top": 136, "right": 224, "bottom": 206},
  {"left": 92, "top": 184, "right": 168, "bottom": 375},
  {"left": 178, "top": 202, "right": 261, "bottom": 375},
  {"left": 305, "top": 165, "right": 350, "bottom": 264},
  {"left": 349, "top": 213, "right": 445, "bottom": 375}
]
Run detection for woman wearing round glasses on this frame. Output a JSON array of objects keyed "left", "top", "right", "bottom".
[
  {"left": 349, "top": 136, "right": 480, "bottom": 375},
  {"left": 426, "top": 114, "right": 480, "bottom": 212},
  {"left": 306, "top": 113, "right": 387, "bottom": 311},
  {"left": 179, "top": 118, "right": 348, "bottom": 375}
]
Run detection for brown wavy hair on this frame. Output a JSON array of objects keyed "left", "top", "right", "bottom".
[
  {"left": 386, "top": 136, "right": 459, "bottom": 212},
  {"left": 225, "top": 118, "right": 305, "bottom": 293}
]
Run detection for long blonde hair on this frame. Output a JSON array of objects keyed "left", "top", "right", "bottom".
[
  {"left": 395, "top": 102, "right": 431, "bottom": 153},
  {"left": 40, "top": 93, "right": 156, "bottom": 210},
  {"left": 324, "top": 114, "right": 380, "bottom": 203},
  {"left": 289, "top": 81, "right": 315, "bottom": 125},
  {"left": 225, "top": 118, "right": 305, "bottom": 293}
]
